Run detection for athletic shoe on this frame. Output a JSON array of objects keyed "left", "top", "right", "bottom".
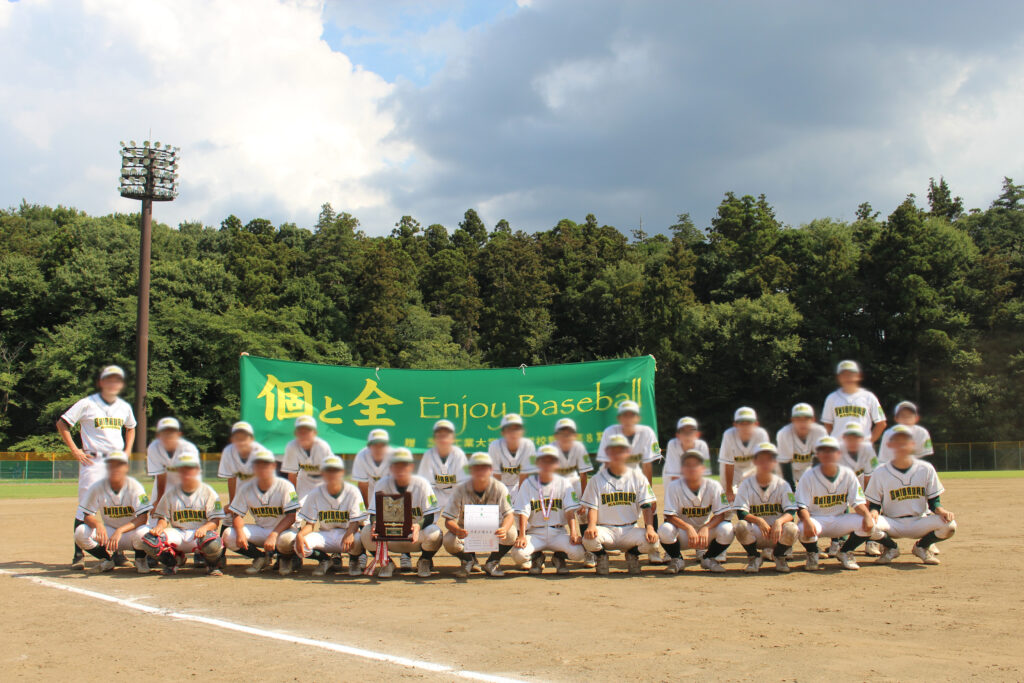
[
  {"left": 162, "top": 565, "right": 178, "bottom": 575},
  {"left": 912, "top": 544, "right": 940, "bottom": 565},
  {"left": 583, "top": 551, "right": 597, "bottom": 568},
  {"left": 743, "top": 556, "right": 763, "bottom": 574},
  {"left": 595, "top": 554, "right": 610, "bottom": 575},
  {"left": 246, "top": 556, "right": 270, "bottom": 575},
  {"left": 399, "top": 553, "right": 413, "bottom": 572},
  {"left": 454, "top": 559, "right": 473, "bottom": 578},
  {"left": 377, "top": 560, "right": 395, "bottom": 578},
  {"left": 773, "top": 555, "right": 791, "bottom": 573},
  {"left": 135, "top": 558, "right": 151, "bottom": 574},
  {"left": 647, "top": 547, "right": 668, "bottom": 565},
  {"left": 552, "top": 554, "right": 569, "bottom": 575},
  {"left": 930, "top": 544, "right": 941, "bottom": 555},
  {"left": 529, "top": 552, "right": 544, "bottom": 575},
  {"left": 520, "top": 560, "right": 533, "bottom": 571},
  {"left": 207, "top": 566, "right": 224, "bottom": 577},
  {"left": 663, "top": 557, "right": 684, "bottom": 574},
  {"left": 176, "top": 553, "right": 188, "bottom": 568},
  {"left": 876, "top": 547, "right": 900, "bottom": 564},
  {"left": 864, "top": 541, "right": 883, "bottom": 557},
  {"left": 625, "top": 553, "right": 642, "bottom": 575},
  {"left": 71, "top": 555, "right": 85, "bottom": 571},
  {"left": 417, "top": 558, "right": 432, "bottom": 578},
  {"left": 695, "top": 549, "right": 706, "bottom": 561},
  {"left": 826, "top": 540, "right": 841, "bottom": 558},
  {"left": 193, "top": 552, "right": 206, "bottom": 569},
  {"left": 760, "top": 548, "right": 774, "bottom": 561},
  {"left": 471, "top": 561, "right": 484, "bottom": 574},
  {"left": 112, "top": 551, "right": 129, "bottom": 567},
  {"left": 279, "top": 556, "right": 296, "bottom": 576},
  {"left": 700, "top": 557, "right": 726, "bottom": 573},
  {"left": 348, "top": 558, "right": 363, "bottom": 576},
  {"left": 312, "top": 560, "right": 331, "bottom": 577},
  {"left": 331, "top": 554, "right": 343, "bottom": 570},
  {"left": 805, "top": 552, "right": 822, "bottom": 572},
  {"left": 89, "top": 559, "right": 115, "bottom": 574},
  {"left": 837, "top": 552, "right": 860, "bottom": 570},
  {"left": 358, "top": 553, "right": 367, "bottom": 570},
  {"left": 484, "top": 560, "right": 504, "bottom": 577}
]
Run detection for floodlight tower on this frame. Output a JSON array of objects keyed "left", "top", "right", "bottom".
[{"left": 118, "top": 140, "right": 179, "bottom": 453}]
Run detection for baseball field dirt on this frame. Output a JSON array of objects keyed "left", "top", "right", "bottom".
[{"left": 2, "top": 478, "right": 1022, "bottom": 682}]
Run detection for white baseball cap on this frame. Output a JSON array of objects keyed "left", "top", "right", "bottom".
[
  {"left": 231, "top": 421, "right": 254, "bottom": 436},
  {"left": 321, "top": 455, "right": 345, "bottom": 471},
  {"left": 791, "top": 403, "right": 814, "bottom": 419},
  {"left": 676, "top": 416, "right": 698, "bottom": 431},
  {"left": 605, "top": 434, "right": 631, "bottom": 450},
  {"left": 894, "top": 400, "right": 918, "bottom": 415},
  {"left": 734, "top": 407, "right": 757, "bottom": 422},
  {"left": 617, "top": 400, "right": 640, "bottom": 416},
  {"left": 172, "top": 451, "right": 201, "bottom": 468},
  {"left": 104, "top": 451, "right": 129, "bottom": 464},
  {"left": 554, "top": 417, "right": 577, "bottom": 433},
  {"left": 815, "top": 436, "right": 841, "bottom": 450},
  {"left": 390, "top": 448, "right": 415, "bottom": 464},
  {"left": 754, "top": 442, "right": 778, "bottom": 456},
  {"left": 836, "top": 359, "right": 861, "bottom": 374},
  {"left": 294, "top": 415, "right": 317, "bottom": 430},
  {"left": 842, "top": 422, "right": 865, "bottom": 437},
  {"left": 252, "top": 449, "right": 277, "bottom": 464},
  {"left": 99, "top": 365, "right": 125, "bottom": 380},
  {"left": 536, "top": 444, "right": 560, "bottom": 460},
  {"left": 500, "top": 413, "right": 524, "bottom": 429},
  {"left": 156, "top": 417, "right": 181, "bottom": 432},
  {"left": 681, "top": 449, "right": 705, "bottom": 463},
  {"left": 888, "top": 424, "right": 914, "bottom": 439},
  {"left": 367, "top": 428, "right": 390, "bottom": 444},
  {"left": 467, "top": 451, "right": 493, "bottom": 467},
  {"left": 433, "top": 419, "right": 456, "bottom": 433}
]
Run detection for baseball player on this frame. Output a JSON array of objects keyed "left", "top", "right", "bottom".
[
  {"left": 222, "top": 450, "right": 300, "bottom": 574},
  {"left": 822, "top": 360, "right": 886, "bottom": 442},
  {"left": 658, "top": 449, "right": 733, "bottom": 574},
  {"left": 511, "top": 444, "right": 584, "bottom": 574},
  {"left": 776, "top": 403, "right": 828, "bottom": 488},
  {"left": 361, "top": 448, "right": 442, "bottom": 578},
  {"left": 662, "top": 417, "right": 710, "bottom": 483},
  {"left": 280, "top": 415, "right": 334, "bottom": 499},
  {"left": 218, "top": 421, "right": 272, "bottom": 505},
  {"left": 835, "top": 422, "right": 881, "bottom": 556},
  {"left": 146, "top": 416, "right": 201, "bottom": 505},
  {"left": 442, "top": 452, "right": 518, "bottom": 578},
  {"left": 417, "top": 419, "right": 469, "bottom": 511},
  {"left": 56, "top": 364, "right": 136, "bottom": 569},
  {"left": 719, "top": 407, "right": 770, "bottom": 501},
  {"left": 878, "top": 401, "right": 934, "bottom": 463},
  {"left": 352, "top": 428, "right": 393, "bottom": 503},
  {"left": 732, "top": 443, "right": 800, "bottom": 573},
  {"left": 137, "top": 451, "right": 226, "bottom": 575},
  {"left": 854, "top": 425, "right": 956, "bottom": 565},
  {"left": 488, "top": 413, "right": 536, "bottom": 491},
  {"left": 75, "top": 451, "right": 152, "bottom": 573},
  {"left": 278, "top": 455, "right": 366, "bottom": 576},
  {"left": 581, "top": 434, "right": 658, "bottom": 575},
  {"left": 546, "top": 417, "right": 594, "bottom": 565},
  {"left": 794, "top": 437, "right": 878, "bottom": 571}
]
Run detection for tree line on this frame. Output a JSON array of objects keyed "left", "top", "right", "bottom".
[{"left": 2, "top": 176, "right": 1023, "bottom": 451}]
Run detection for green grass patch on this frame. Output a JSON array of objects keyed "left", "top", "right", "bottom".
[
  {"left": 0, "top": 479, "right": 231, "bottom": 499},
  {"left": 936, "top": 470, "right": 1023, "bottom": 479}
]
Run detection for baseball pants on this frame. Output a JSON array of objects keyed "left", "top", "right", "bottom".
[
  {"left": 222, "top": 524, "right": 278, "bottom": 551},
  {"left": 658, "top": 521, "right": 735, "bottom": 548},
  {"left": 278, "top": 528, "right": 364, "bottom": 557},
  {"left": 359, "top": 524, "right": 442, "bottom": 555},
  {"left": 798, "top": 514, "right": 882, "bottom": 543},
  {"left": 510, "top": 526, "right": 585, "bottom": 565},
  {"left": 582, "top": 525, "right": 656, "bottom": 554},
  {"left": 874, "top": 514, "right": 957, "bottom": 540},
  {"left": 443, "top": 525, "right": 518, "bottom": 555},
  {"left": 75, "top": 460, "right": 106, "bottom": 521},
  {"left": 734, "top": 519, "right": 798, "bottom": 548},
  {"left": 142, "top": 528, "right": 207, "bottom": 553},
  {"left": 75, "top": 523, "right": 149, "bottom": 551}
]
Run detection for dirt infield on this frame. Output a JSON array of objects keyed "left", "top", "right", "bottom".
[{"left": 2, "top": 479, "right": 1022, "bottom": 682}]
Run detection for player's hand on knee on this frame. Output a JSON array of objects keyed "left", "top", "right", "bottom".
[
  {"left": 107, "top": 530, "right": 123, "bottom": 552},
  {"left": 513, "top": 536, "right": 527, "bottom": 549},
  {"left": 263, "top": 532, "right": 277, "bottom": 553},
  {"left": 94, "top": 527, "right": 108, "bottom": 547},
  {"left": 341, "top": 532, "right": 355, "bottom": 553},
  {"left": 696, "top": 528, "right": 710, "bottom": 549},
  {"left": 237, "top": 534, "right": 249, "bottom": 551},
  {"left": 495, "top": 527, "right": 507, "bottom": 541},
  {"left": 584, "top": 527, "right": 598, "bottom": 540},
  {"left": 410, "top": 524, "right": 420, "bottom": 545},
  {"left": 295, "top": 535, "right": 308, "bottom": 557},
  {"left": 939, "top": 509, "right": 955, "bottom": 523},
  {"left": 570, "top": 533, "right": 582, "bottom": 545}
]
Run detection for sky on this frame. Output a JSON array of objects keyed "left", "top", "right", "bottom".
[{"left": 2, "top": 0, "right": 1024, "bottom": 235}]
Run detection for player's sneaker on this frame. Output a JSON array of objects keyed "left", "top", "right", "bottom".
[
  {"left": 455, "top": 559, "right": 473, "bottom": 578},
  {"left": 912, "top": 543, "right": 940, "bottom": 565},
  {"left": 246, "top": 556, "right": 270, "bottom": 575},
  {"left": 348, "top": 557, "right": 363, "bottom": 576},
  {"left": 279, "top": 556, "right": 297, "bottom": 576},
  {"left": 595, "top": 554, "right": 610, "bottom": 575},
  {"left": 162, "top": 565, "right": 178, "bottom": 575},
  {"left": 71, "top": 552, "right": 85, "bottom": 571},
  {"left": 471, "top": 561, "right": 484, "bottom": 574},
  {"left": 837, "top": 552, "right": 860, "bottom": 570},
  {"left": 875, "top": 546, "right": 900, "bottom": 564},
  {"left": 773, "top": 555, "right": 791, "bottom": 573},
  {"left": 826, "top": 540, "right": 841, "bottom": 558},
  {"left": 358, "top": 553, "right": 367, "bottom": 570},
  {"left": 625, "top": 552, "right": 642, "bottom": 575},
  {"left": 552, "top": 554, "right": 569, "bottom": 575},
  {"left": 529, "top": 552, "right": 544, "bottom": 575},
  {"left": 135, "top": 557, "right": 151, "bottom": 574},
  {"left": 930, "top": 544, "right": 940, "bottom": 555},
  {"left": 176, "top": 553, "right": 188, "bottom": 568},
  {"left": 193, "top": 552, "right": 206, "bottom": 569},
  {"left": 399, "top": 553, "right": 413, "bottom": 572},
  {"left": 663, "top": 557, "right": 685, "bottom": 574},
  {"left": 312, "top": 559, "right": 331, "bottom": 577},
  {"left": 207, "top": 566, "right": 224, "bottom": 577},
  {"left": 864, "top": 541, "right": 882, "bottom": 557},
  {"left": 760, "top": 548, "right": 773, "bottom": 561},
  {"left": 377, "top": 560, "right": 396, "bottom": 578},
  {"left": 331, "top": 554, "right": 343, "bottom": 571},
  {"left": 700, "top": 557, "right": 726, "bottom": 573},
  {"left": 416, "top": 558, "right": 433, "bottom": 578},
  {"left": 89, "top": 559, "right": 115, "bottom": 574},
  {"left": 804, "top": 552, "right": 822, "bottom": 572},
  {"left": 743, "top": 555, "right": 763, "bottom": 574},
  {"left": 484, "top": 560, "right": 505, "bottom": 577},
  {"left": 583, "top": 551, "right": 597, "bottom": 568},
  {"left": 647, "top": 547, "right": 668, "bottom": 565},
  {"left": 112, "top": 551, "right": 129, "bottom": 567}
]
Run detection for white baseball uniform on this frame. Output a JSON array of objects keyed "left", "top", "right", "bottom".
[
  {"left": 223, "top": 477, "right": 301, "bottom": 550},
  {"left": 795, "top": 465, "right": 876, "bottom": 541},
  {"left": 840, "top": 442, "right": 879, "bottom": 482},
  {"left": 776, "top": 423, "right": 828, "bottom": 482},
  {"left": 864, "top": 460, "right": 955, "bottom": 539},
  {"left": 877, "top": 424, "right": 934, "bottom": 463},
  {"left": 510, "top": 474, "right": 585, "bottom": 564},
  {"left": 733, "top": 474, "right": 799, "bottom": 547},
  {"left": 75, "top": 476, "right": 152, "bottom": 551},
  {"left": 658, "top": 477, "right": 734, "bottom": 548},
  {"left": 662, "top": 438, "right": 711, "bottom": 481},
  {"left": 280, "top": 436, "right": 334, "bottom": 498},
  {"left": 61, "top": 393, "right": 136, "bottom": 519},
  {"left": 718, "top": 426, "right": 770, "bottom": 488},
  {"left": 146, "top": 483, "right": 225, "bottom": 551},
  {"left": 822, "top": 388, "right": 885, "bottom": 439},
  {"left": 146, "top": 438, "right": 201, "bottom": 497},
  {"left": 580, "top": 467, "right": 657, "bottom": 553},
  {"left": 217, "top": 442, "right": 271, "bottom": 482},
  {"left": 488, "top": 437, "right": 537, "bottom": 490},
  {"left": 287, "top": 481, "right": 367, "bottom": 557},
  {"left": 417, "top": 446, "right": 469, "bottom": 511},
  {"left": 595, "top": 424, "right": 661, "bottom": 469},
  {"left": 351, "top": 447, "right": 391, "bottom": 485},
  {"left": 361, "top": 475, "right": 442, "bottom": 554}
]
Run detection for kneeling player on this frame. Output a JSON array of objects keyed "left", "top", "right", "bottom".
[
  {"left": 222, "top": 450, "right": 300, "bottom": 574},
  {"left": 76, "top": 451, "right": 153, "bottom": 573},
  {"left": 795, "top": 437, "right": 877, "bottom": 571},
  {"left": 658, "top": 449, "right": 733, "bottom": 574},
  {"left": 581, "top": 434, "right": 658, "bottom": 575},
  {"left": 511, "top": 444, "right": 584, "bottom": 575},
  {"left": 858, "top": 425, "right": 956, "bottom": 565},
  {"left": 360, "top": 448, "right": 442, "bottom": 578},
  {"left": 279, "top": 455, "right": 365, "bottom": 576},
  {"left": 732, "top": 443, "right": 799, "bottom": 574},
  {"left": 442, "top": 452, "right": 518, "bottom": 577},
  {"left": 136, "top": 452, "right": 226, "bottom": 575}
]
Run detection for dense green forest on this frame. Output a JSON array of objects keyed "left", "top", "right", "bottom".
[{"left": 3, "top": 177, "right": 1023, "bottom": 451}]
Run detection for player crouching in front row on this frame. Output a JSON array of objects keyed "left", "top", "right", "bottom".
[
  {"left": 443, "top": 452, "right": 518, "bottom": 577},
  {"left": 658, "top": 449, "right": 733, "bottom": 574},
  {"left": 222, "top": 450, "right": 300, "bottom": 574},
  {"left": 581, "top": 434, "right": 659, "bottom": 575},
  {"left": 136, "top": 452, "right": 226, "bottom": 575},
  {"left": 76, "top": 451, "right": 153, "bottom": 573},
  {"left": 732, "top": 443, "right": 799, "bottom": 574}
]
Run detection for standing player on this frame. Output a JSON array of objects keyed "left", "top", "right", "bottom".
[
  {"left": 146, "top": 416, "right": 201, "bottom": 505},
  {"left": 658, "top": 449, "right": 733, "bottom": 574},
  {"left": 279, "top": 455, "right": 366, "bottom": 576},
  {"left": 280, "top": 415, "right": 333, "bottom": 500},
  {"left": 581, "top": 434, "right": 659, "bottom": 575},
  {"left": 418, "top": 419, "right": 469, "bottom": 512},
  {"left": 776, "top": 403, "right": 828, "bottom": 488},
  {"left": 878, "top": 401, "right": 934, "bottom": 463},
  {"left": 352, "top": 428, "right": 393, "bottom": 503},
  {"left": 489, "top": 413, "right": 536, "bottom": 491},
  {"left": 137, "top": 451, "right": 226, "bottom": 575},
  {"left": 218, "top": 421, "right": 271, "bottom": 506},
  {"left": 510, "top": 444, "right": 584, "bottom": 574},
  {"left": 662, "top": 417, "right": 710, "bottom": 483},
  {"left": 361, "top": 448, "right": 442, "bottom": 578},
  {"left": 719, "top": 407, "right": 770, "bottom": 501},
  {"left": 794, "top": 437, "right": 877, "bottom": 571},
  {"left": 442, "top": 452, "right": 518, "bottom": 578},
  {"left": 732, "top": 443, "right": 799, "bottom": 573},
  {"left": 75, "top": 451, "right": 152, "bottom": 573},
  {"left": 222, "top": 450, "right": 300, "bottom": 574},
  {"left": 56, "top": 365, "right": 136, "bottom": 569},
  {"left": 822, "top": 360, "right": 886, "bottom": 442}
]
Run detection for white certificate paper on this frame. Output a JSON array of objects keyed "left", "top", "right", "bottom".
[{"left": 463, "top": 504, "right": 500, "bottom": 553}]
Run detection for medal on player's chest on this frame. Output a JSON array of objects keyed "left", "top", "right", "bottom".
[{"left": 538, "top": 481, "right": 554, "bottom": 519}]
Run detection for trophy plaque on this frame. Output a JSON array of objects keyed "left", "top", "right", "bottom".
[{"left": 375, "top": 491, "right": 413, "bottom": 541}]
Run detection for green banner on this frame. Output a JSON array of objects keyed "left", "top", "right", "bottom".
[{"left": 240, "top": 355, "right": 657, "bottom": 454}]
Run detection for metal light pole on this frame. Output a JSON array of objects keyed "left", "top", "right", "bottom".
[{"left": 119, "top": 140, "right": 179, "bottom": 453}]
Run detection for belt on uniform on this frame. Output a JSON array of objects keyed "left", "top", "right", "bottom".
[{"left": 605, "top": 522, "right": 639, "bottom": 527}]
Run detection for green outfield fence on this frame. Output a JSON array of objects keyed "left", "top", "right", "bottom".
[{"left": 0, "top": 442, "right": 1022, "bottom": 480}]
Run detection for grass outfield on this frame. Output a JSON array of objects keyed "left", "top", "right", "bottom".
[{"left": 0, "top": 470, "right": 1021, "bottom": 499}]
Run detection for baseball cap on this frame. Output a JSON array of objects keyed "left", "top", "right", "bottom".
[
  {"left": 294, "top": 415, "right": 317, "bottom": 430},
  {"left": 500, "top": 413, "right": 524, "bottom": 429},
  {"left": 605, "top": 434, "right": 631, "bottom": 450},
  {"left": 682, "top": 449, "right": 705, "bottom": 463},
  {"left": 467, "top": 452, "right": 493, "bottom": 467},
  {"left": 231, "top": 421, "right": 254, "bottom": 436},
  {"left": 367, "top": 428, "right": 390, "bottom": 444},
  {"left": 554, "top": 417, "right": 577, "bottom": 433},
  {"left": 321, "top": 455, "right": 345, "bottom": 471},
  {"left": 156, "top": 417, "right": 181, "bottom": 432},
  {"left": 754, "top": 442, "right": 778, "bottom": 456},
  {"left": 791, "top": 403, "right": 814, "bottom": 419},
  {"left": 842, "top": 423, "right": 865, "bottom": 437},
  {"left": 617, "top": 400, "right": 640, "bottom": 416},
  {"left": 836, "top": 360, "right": 861, "bottom": 374},
  {"left": 433, "top": 419, "right": 456, "bottom": 433},
  {"left": 104, "top": 451, "right": 129, "bottom": 464},
  {"left": 676, "top": 416, "right": 699, "bottom": 431},
  {"left": 734, "top": 407, "right": 757, "bottom": 423},
  {"left": 99, "top": 365, "right": 125, "bottom": 380},
  {"left": 894, "top": 400, "right": 918, "bottom": 415},
  {"left": 536, "top": 444, "right": 560, "bottom": 460},
  {"left": 815, "top": 436, "right": 841, "bottom": 450},
  {"left": 390, "top": 448, "right": 415, "bottom": 464},
  {"left": 888, "top": 424, "right": 914, "bottom": 439},
  {"left": 252, "top": 449, "right": 277, "bottom": 464},
  {"left": 172, "top": 451, "right": 201, "bottom": 468}
]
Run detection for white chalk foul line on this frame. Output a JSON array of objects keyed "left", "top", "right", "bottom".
[{"left": 0, "top": 569, "right": 528, "bottom": 683}]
